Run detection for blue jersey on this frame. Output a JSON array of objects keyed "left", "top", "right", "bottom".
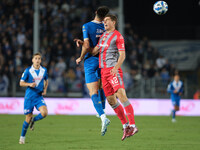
[
  {"left": 20, "top": 65, "right": 48, "bottom": 99},
  {"left": 167, "top": 80, "right": 184, "bottom": 101},
  {"left": 82, "top": 20, "right": 104, "bottom": 60}
]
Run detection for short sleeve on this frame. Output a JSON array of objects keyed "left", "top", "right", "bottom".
[
  {"left": 20, "top": 69, "right": 29, "bottom": 82},
  {"left": 116, "top": 34, "right": 125, "bottom": 51},
  {"left": 82, "top": 24, "right": 89, "bottom": 40}
]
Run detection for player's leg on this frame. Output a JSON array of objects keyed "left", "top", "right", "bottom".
[
  {"left": 95, "top": 80, "right": 106, "bottom": 118},
  {"left": 30, "top": 98, "right": 47, "bottom": 130},
  {"left": 106, "top": 94, "right": 130, "bottom": 141},
  {"left": 172, "top": 99, "right": 180, "bottom": 122},
  {"left": 19, "top": 113, "right": 33, "bottom": 144},
  {"left": 171, "top": 99, "right": 177, "bottom": 122},
  {"left": 87, "top": 82, "right": 106, "bottom": 120},
  {"left": 116, "top": 88, "right": 135, "bottom": 126},
  {"left": 19, "top": 98, "right": 34, "bottom": 144},
  {"left": 97, "top": 68, "right": 106, "bottom": 110},
  {"left": 87, "top": 81, "right": 110, "bottom": 135},
  {"left": 116, "top": 88, "right": 138, "bottom": 138},
  {"left": 84, "top": 60, "right": 106, "bottom": 120},
  {"left": 109, "top": 68, "right": 138, "bottom": 139}
]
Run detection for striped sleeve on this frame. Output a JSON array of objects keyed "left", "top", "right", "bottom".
[{"left": 116, "top": 33, "right": 125, "bottom": 51}]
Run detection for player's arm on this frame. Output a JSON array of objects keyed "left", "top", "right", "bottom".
[
  {"left": 111, "top": 34, "right": 126, "bottom": 76},
  {"left": 91, "top": 45, "right": 99, "bottom": 56},
  {"left": 110, "top": 51, "right": 126, "bottom": 76},
  {"left": 76, "top": 24, "right": 91, "bottom": 65},
  {"left": 42, "top": 79, "right": 48, "bottom": 96},
  {"left": 167, "top": 84, "right": 174, "bottom": 94},
  {"left": 20, "top": 81, "right": 36, "bottom": 88},
  {"left": 20, "top": 69, "right": 36, "bottom": 88},
  {"left": 76, "top": 39, "right": 91, "bottom": 65}
]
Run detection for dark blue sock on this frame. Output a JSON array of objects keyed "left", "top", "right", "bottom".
[
  {"left": 33, "top": 113, "right": 44, "bottom": 122},
  {"left": 21, "top": 121, "right": 29, "bottom": 137},
  {"left": 98, "top": 89, "right": 106, "bottom": 109},
  {"left": 91, "top": 94, "right": 104, "bottom": 116},
  {"left": 172, "top": 110, "right": 176, "bottom": 119}
]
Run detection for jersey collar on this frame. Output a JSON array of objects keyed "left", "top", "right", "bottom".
[
  {"left": 91, "top": 20, "right": 103, "bottom": 24},
  {"left": 31, "top": 65, "right": 42, "bottom": 70}
]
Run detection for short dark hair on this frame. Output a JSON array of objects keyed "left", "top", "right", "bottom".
[
  {"left": 105, "top": 14, "right": 118, "bottom": 27},
  {"left": 32, "top": 52, "right": 42, "bottom": 59},
  {"left": 96, "top": 6, "right": 109, "bottom": 20}
]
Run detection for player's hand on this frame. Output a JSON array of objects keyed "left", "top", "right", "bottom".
[
  {"left": 110, "top": 67, "right": 118, "bottom": 76},
  {"left": 76, "top": 57, "right": 83, "bottom": 65},
  {"left": 173, "top": 89, "right": 178, "bottom": 93},
  {"left": 74, "top": 39, "right": 83, "bottom": 47},
  {"left": 42, "top": 89, "right": 47, "bottom": 96},
  {"left": 29, "top": 82, "right": 36, "bottom": 88}
]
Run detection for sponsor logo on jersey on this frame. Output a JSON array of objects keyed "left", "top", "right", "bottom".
[{"left": 96, "top": 29, "right": 104, "bottom": 33}]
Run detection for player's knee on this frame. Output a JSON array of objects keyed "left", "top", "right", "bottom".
[
  {"left": 175, "top": 106, "right": 179, "bottom": 111},
  {"left": 106, "top": 96, "right": 116, "bottom": 106},
  {"left": 116, "top": 89, "right": 128, "bottom": 103},
  {"left": 41, "top": 109, "right": 48, "bottom": 117}
]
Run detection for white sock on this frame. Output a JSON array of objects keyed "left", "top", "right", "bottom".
[
  {"left": 123, "top": 123, "right": 128, "bottom": 129},
  {"left": 20, "top": 136, "right": 25, "bottom": 139},
  {"left": 100, "top": 114, "right": 106, "bottom": 122},
  {"left": 130, "top": 124, "right": 136, "bottom": 128}
]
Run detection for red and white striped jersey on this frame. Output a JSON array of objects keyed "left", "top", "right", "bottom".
[{"left": 97, "top": 30, "right": 125, "bottom": 68}]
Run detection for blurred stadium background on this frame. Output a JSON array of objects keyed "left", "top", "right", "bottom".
[
  {"left": 0, "top": 0, "right": 200, "bottom": 99},
  {"left": 1, "top": 0, "right": 200, "bottom": 115}
]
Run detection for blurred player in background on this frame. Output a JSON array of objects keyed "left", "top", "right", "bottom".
[
  {"left": 19, "top": 53, "right": 48, "bottom": 144},
  {"left": 92, "top": 14, "right": 138, "bottom": 141},
  {"left": 74, "top": 6, "right": 110, "bottom": 136},
  {"left": 167, "top": 74, "right": 183, "bottom": 122}
]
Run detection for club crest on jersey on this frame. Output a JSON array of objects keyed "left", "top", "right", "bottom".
[{"left": 103, "top": 37, "right": 106, "bottom": 41}]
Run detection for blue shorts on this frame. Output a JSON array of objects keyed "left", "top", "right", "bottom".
[
  {"left": 171, "top": 98, "right": 180, "bottom": 107},
  {"left": 24, "top": 96, "right": 46, "bottom": 115},
  {"left": 84, "top": 57, "right": 101, "bottom": 84}
]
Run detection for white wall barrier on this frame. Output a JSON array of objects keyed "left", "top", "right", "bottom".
[{"left": 0, "top": 98, "right": 200, "bottom": 116}]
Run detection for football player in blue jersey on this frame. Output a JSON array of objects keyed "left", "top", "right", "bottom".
[
  {"left": 19, "top": 53, "right": 48, "bottom": 144},
  {"left": 75, "top": 6, "right": 110, "bottom": 136},
  {"left": 167, "top": 73, "right": 183, "bottom": 122}
]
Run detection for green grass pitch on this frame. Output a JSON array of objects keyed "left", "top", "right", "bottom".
[{"left": 0, "top": 115, "right": 200, "bottom": 150}]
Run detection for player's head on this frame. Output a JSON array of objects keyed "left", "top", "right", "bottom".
[
  {"left": 174, "top": 74, "right": 180, "bottom": 82},
  {"left": 32, "top": 52, "right": 42, "bottom": 66},
  {"left": 96, "top": 6, "right": 109, "bottom": 20},
  {"left": 104, "top": 14, "right": 117, "bottom": 31}
]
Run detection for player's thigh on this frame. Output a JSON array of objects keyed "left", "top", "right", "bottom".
[
  {"left": 86, "top": 81, "right": 98, "bottom": 96},
  {"left": 101, "top": 75, "right": 115, "bottom": 98},
  {"left": 84, "top": 58, "right": 99, "bottom": 84},
  {"left": 24, "top": 98, "right": 34, "bottom": 115}
]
